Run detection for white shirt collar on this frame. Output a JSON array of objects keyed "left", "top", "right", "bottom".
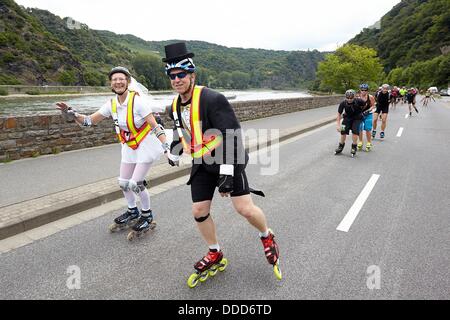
[{"left": 115, "top": 91, "right": 131, "bottom": 107}]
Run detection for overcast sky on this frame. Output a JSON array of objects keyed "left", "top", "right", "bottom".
[{"left": 15, "top": 0, "right": 400, "bottom": 51}]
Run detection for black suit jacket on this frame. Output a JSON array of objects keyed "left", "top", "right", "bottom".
[{"left": 168, "top": 87, "right": 249, "bottom": 184}]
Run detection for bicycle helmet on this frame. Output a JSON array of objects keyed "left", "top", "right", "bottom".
[
  {"left": 345, "top": 89, "right": 356, "bottom": 98},
  {"left": 359, "top": 83, "right": 369, "bottom": 91},
  {"left": 165, "top": 58, "right": 196, "bottom": 75},
  {"left": 108, "top": 66, "right": 131, "bottom": 80}
]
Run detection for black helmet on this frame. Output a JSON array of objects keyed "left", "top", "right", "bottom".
[{"left": 108, "top": 66, "right": 131, "bottom": 80}]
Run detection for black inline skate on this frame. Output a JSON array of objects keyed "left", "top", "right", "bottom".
[
  {"left": 351, "top": 143, "right": 357, "bottom": 157},
  {"left": 334, "top": 143, "right": 345, "bottom": 155},
  {"left": 127, "top": 210, "right": 157, "bottom": 241},
  {"left": 109, "top": 207, "right": 140, "bottom": 233}
]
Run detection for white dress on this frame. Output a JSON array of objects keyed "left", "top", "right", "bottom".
[{"left": 98, "top": 92, "right": 163, "bottom": 164}]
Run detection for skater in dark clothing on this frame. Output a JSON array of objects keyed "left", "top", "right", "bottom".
[
  {"left": 335, "top": 89, "right": 366, "bottom": 157},
  {"left": 372, "top": 84, "right": 391, "bottom": 139},
  {"left": 163, "top": 42, "right": 282, "bottom": 287}
]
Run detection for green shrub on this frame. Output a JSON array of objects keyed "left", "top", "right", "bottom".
[
  {"left": 25, "top": 90, "right": 40, "bottom": 95},
  {"left": 58, "top": 70, "right": 76, "bottom": 86},
  {"left": 0, "top": 74, "right": 21, "bottom": 85}
]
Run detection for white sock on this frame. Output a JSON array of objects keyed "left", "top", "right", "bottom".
[
  {"left": 209, "top": 244, "right": 220, "bottom": 252},
  {"left": 259, "top": 230, "right": 270, "bottom": 238}
]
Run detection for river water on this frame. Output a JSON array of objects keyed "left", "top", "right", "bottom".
[{"left": 0, "top": 90, "right": 311, "bottom": 116}]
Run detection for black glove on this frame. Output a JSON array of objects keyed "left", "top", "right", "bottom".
[{"left": 217, "top": 175, "right": 234, "bottom": 194}]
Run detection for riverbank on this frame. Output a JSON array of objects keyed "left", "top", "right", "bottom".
[
  {"left": 0, "top": 90, "right": 314, "bottom": 116},
  {"left": 0, "top": 90, "right": 175, "bottom": 100}
]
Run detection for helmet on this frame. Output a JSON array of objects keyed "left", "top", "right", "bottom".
[
  {"left": 359, "top": 83, "right": 369, "bottom": 91},
  {"left": 165, "top": 58, "right": 196, "bottom": 75},
  {"left": 345, "top": 89, "right": 356, "bottom": 98},
  {"left": 108, "top": 66, "right": 131, "bottom": 80},
  {"left": 382, "top": 84, "right": 390, "bottom": 89}
]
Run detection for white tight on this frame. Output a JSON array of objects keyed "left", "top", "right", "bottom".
[{"left": 120, "top": 162, "right": 153, "bottom": 211}]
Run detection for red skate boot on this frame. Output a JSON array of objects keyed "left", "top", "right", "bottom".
[
  {"left": 261, "top": 229, "right": 282, "bottom": 280},
  {"left": 187, "top": 250, "right": 228, "bottom": 288}
]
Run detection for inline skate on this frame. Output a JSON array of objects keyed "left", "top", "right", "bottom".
[
  {"left": 127, "top": 211, "right": 157, "bottom": 241},
  {"left": 261, "top": 229, "right": 282, "bottom": 280},
  {"left": 109, "top": 207, "right": 140, "bottom": 233},
  {"left": 351, "top": 143, "right": 357, "bottom": 157},
  {"left": 334, "top": 143, "right": 345, "bottom": 155},
  {"left": 187, "top": 250, "right": 228, "bottom": 288}
]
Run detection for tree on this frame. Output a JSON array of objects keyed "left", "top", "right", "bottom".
[
  {"left": 196, "top": 66, "right": 211, "bottom": 86},
  {"left": 58, "top": 70, "right": 76, "bottom": 85},
  {"left": 214, "top": 71, "right": 232, "bottom": 89},
  {"left": 84, "top": 71, "right": 105, "bottom": 86},
  {"left": 317, "top": 44, "right": 384, "bottom": 93},
  {"left": 132, "top": 54, "right": 169, "bottom": 90},
  {"left": 230, "top": 71, "right": 250, "bottom": 89}
]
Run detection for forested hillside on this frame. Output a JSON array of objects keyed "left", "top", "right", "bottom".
[
  {"left": 0, "top": 0, "right": 326, "bottom": 89},
  {"left": 349, "top": 0, "right": 450, "bottom": 88}
]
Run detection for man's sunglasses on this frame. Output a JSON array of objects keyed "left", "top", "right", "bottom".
[{"left": 168, "top": 72, "right": 188, "bottom": 80}]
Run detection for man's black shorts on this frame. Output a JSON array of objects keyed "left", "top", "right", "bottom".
[
  {"left": 341, "top": 117, "right": 362, "bottom": 135},
  {"left": 190, "top": 165, "right": 250, "bottom": 203},
  {"left": 375, "top": 104, "right": 389, "bottom": 114}
]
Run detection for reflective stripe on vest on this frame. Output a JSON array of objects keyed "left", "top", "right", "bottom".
[
  {"left": 111, "top": 91, "right": 152, "bottom": 150},
  {"left": 172, "top": 86, "right": 223, "bottom": 158}
]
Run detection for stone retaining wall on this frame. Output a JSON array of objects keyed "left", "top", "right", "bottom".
[
  {"left": 0, "top": 85, "right": 111, "bottom": 95},
  {"left": 0, "top": 95, "right": 341, "bottom": 161}
]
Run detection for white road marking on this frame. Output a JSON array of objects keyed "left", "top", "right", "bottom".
[
  {"left": 396, "top": 127, "right": 404, "bottom": 137},
  {"left": 337, "top": 174, "right": 381, "bottom": 232},
  {"left": 405, "top": 114, "right": 409, "bottom": 119}
]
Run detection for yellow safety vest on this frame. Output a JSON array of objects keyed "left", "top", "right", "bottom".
[
  {"left": 172, "top": 86, "right": 223, "bottom": 158},
  {"left": 111, "top": 91, "right": 152, "bottom": 150}
]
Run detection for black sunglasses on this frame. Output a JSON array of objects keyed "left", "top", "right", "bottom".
[{"left": 168, "top": 72, "right": 188, "bottom": 80}]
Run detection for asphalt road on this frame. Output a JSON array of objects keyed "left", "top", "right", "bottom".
[{"left": 0, "top": 98, "right": 449, "bottom": 299}]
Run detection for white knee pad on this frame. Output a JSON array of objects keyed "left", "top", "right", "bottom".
[
  {"left": 118, "top": 178, "right": 130, "bottom": 192},
  {"left": 129, "top": 180, "right": 147, "bottom": 194}
]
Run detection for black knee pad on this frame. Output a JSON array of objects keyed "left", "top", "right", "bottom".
[{"left": 195, "top": 213, "right": 210, "bottom": 223}]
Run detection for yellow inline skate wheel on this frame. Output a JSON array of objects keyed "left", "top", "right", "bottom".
[
  {"left": 187, "top": 273, "right": 199, "bottom": 288},
  {"left": 218, "top": 258, "right": 228, "bottom": 272},
  {"left": 273, "top": 261, "right": 282, "bottom": 280},
  {"left": 199, "top": 271, "right": 209, "bottom": 282},
  {"left": 208, "top": 265, "right": 219, "bottom": 277}
]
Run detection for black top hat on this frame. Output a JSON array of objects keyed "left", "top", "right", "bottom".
[{"left": 162, "top": 42, "right": 194, "bottom": 63}]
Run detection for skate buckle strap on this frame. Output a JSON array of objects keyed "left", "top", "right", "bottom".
[{"left": 262, "top": 234, "right": 278, "bottom": 263}]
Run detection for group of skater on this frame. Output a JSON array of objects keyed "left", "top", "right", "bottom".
[
  {"left": 334, "top": 82, "right": 428, "bottom": 157},
  {"left": 54, "top": 40, "right": 435, "bottom": 286},
  {"left": 56, "top": 42, "right": 281, "bottom": 288}
]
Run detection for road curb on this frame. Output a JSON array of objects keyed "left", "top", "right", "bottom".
[{"left": 0, "top": 116, "right": 335, "bottom": 240}]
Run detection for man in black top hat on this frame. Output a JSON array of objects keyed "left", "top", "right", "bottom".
[{"left": 163, "top": 42, "right": 282, "bottom": 284}]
